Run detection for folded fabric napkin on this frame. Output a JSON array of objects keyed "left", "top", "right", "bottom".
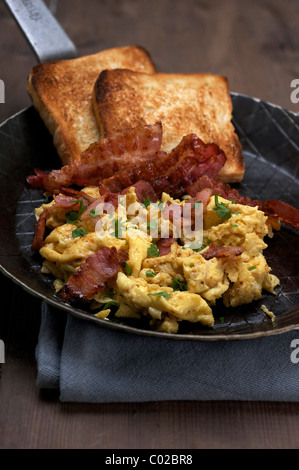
[{"left": 36, "top": 301, "right": 299, "bottom": 403}]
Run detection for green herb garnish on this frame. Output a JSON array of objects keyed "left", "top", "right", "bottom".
[
  {"left": 192, "top": 201, "right": 202, "bottom": 209},
  {"left": 145, "top": 270, "right": 156, "bottom": 277},
  {"left": 66, "top": 210, "right": 80, "bottom": 224},
  {"left": 147, "top": 243, "right": 160, "bottom": 257},
  {"left": 89, "top": 208, "right": 99, "bottom": 218},
  {"left": 110, "top": 217, "right": 126, "bottom": 238},
  {"left": 102, "top": 301, "right": 119, "bottom": 310},
  {"left": 66, "top": 198, "right": 89, "bottom": 223},
  {"left": 143, "top": 194, "right": 152, "bottom": 208},
  {"left": 103, "top": 289, "right": 116, "bottom": 298},
  {"left": 213, "top": 194, "right": 231, "bottom": 219},
  {"left": 44, "top": 194, "right": 52, "bottom": 204},
  {"left": 248, "top": 266, "right": 257, "bottom": 271},
  {"left": 73, "top": 199, "right": 88, "bottom": 216},
  {"left": 172, "top": 278, "right": 187, "bottom": 291},
  {"left": 125, "top": 262, "right": 132, "bottom": 276},
  {"left": 72, "top": 228, "right": 88, "bottom": 238},
  {"left": 189, "top": 263, "right": 194, "bottom": 267},
  {"left": 148, "top": 291, "right": 172, "bottom": 299},
  {"left": 192, "top": 245, "right": 208, "bottom": 252}
]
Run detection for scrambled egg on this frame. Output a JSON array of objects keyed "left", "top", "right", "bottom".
[{"left": 36, "top": 188, "right": 280, "bottom": 334}]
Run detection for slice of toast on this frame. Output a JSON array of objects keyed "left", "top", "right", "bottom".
[
  {"left": 93, "top": 69, "right": 244, "bottom": 182},
  {"left": 27, "top": 46, "right": 156, "bottom": 165}
]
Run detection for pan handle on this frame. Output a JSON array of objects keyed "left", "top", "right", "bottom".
[{"left": 3, "top": 0, "right": 78, "bottom": 63}]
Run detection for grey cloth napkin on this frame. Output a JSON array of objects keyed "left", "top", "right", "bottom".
[{"left": 36, "top": 302, "right": 299, "bottom": 403}]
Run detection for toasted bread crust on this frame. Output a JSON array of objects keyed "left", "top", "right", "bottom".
[
  {"left": 93, "top": 69, "right": 244, "bottom": 183},
  {"left": 27, "top": 46, "right": 156, "bottom": 165}
]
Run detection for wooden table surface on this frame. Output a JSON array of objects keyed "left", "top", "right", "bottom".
[{"left": 0, "top": 0, "right": 299, "bottom": 450}]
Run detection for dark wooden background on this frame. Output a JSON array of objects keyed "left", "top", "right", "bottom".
[{"left": 0, "top": 0, "right": 299, "bottom": 449}]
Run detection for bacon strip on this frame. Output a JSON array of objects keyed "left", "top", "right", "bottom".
[
  {"left": 186, "top": 175, "right": 299, "bottom": 230},
  {"left": 61, "top": 247, "right": 128, "bottom": 302},
  {"left": 27, "top": 169, "right": 49, "bottom": 189},
  {"left": 31, "top": 191, "right": 93, "bottom": 251},
  {"left": 122, "top": 180, "right": 158, "bottom": 203},
  {"left": 262, "top": 200, "right": 299, "bottom": 231},
  {"left": 201, "top": 244, "right": 244, "bottom": 260},
  {"left": 157, "top": 237, "right": 176, "bottom": 256},
  {"left": 80, "top": 192, "right": 119, "bottom": 226},
  {"left": 27, "top": 123, "right": 163, "bottom": 192},
  {"left": 31, "top": 208, "right": 52, "bottom": 252},
  {"left": 186, "top": 175, "right": 261, "bottom": 208},
  {"left": 99, "top": 134, "right": 226, "bottom": 198}
]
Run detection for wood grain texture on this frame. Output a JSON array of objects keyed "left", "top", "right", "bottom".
[
  {"left": 0, "top": 0, "right": 299, "bottom": 450},
  {"left": 0, "top": 0, "right": 299, "bottom": 124}
]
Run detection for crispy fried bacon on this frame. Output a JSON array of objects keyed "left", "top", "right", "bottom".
[
  {"left": 99, "top": 134, "right": 226, "bottom": 197},
  {"left": 201, "top": 244, "right": 244, "bottom": 260},
  {"left": 61, "top": 247, "right": 128, "bottom": 302},
  {"left": 157, "top": 237, "right": 176, "bottom": 256},
  {"left": 186, "top": 175, "right": 299, "bottom": 229},
  {"left": 31, "top": 190, "right": 94, "bottom": 251},
  {"left": 121, "top": 180, "right": 158, "bottom": 203},
  {"left": 186, "top": 175, "right": 261, "bottom": 208},
  {"left": 27, "top": 122, "right": 163, "bottom": 192},
  {"left": 261, "top": 200, "right": 299, "bottom": 231},
  {"left": 80, "top": 192, "right": 119, "bottom": 226},
  {"left": 28, "top": 121, "right": 299, "bottom": 247},
  {"left": 27, "top": 169, "right": 49, "bottom": 190},
  {"left": 31, "top": 208, "right": 52, "bottom": 252}
]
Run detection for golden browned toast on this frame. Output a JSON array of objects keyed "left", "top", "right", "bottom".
[
  {"left": 27, "top": 46, "right": 156, "bottom": 165},
  {"left": 93, "top": 69, "right": 244, "bottom": 182}
]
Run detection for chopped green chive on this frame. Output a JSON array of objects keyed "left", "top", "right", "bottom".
[
  {"left": 101, "top": 301, "right": 119, "bottom": 310},
  {"left": 189, "top": 263, "right": 194, "bottom": 267},
  {"left": 89, "top": 208, "right": 99, "bottom": 218},
  {"left": 192, "top": 201, "right": 202, "bottom": 209},
  {"left": 172, "top": 278, "right": 187, "bottom": 291},
  {"left": 103, "top": 289, "right": 116, "bottom": 298},
  {"left": 248, "top": 265, "right": 257, "bottom": 271},
  {"left": 66, "top": 211, "right": 80, "bottom": 224},
  {"left": 66, "top": 198, "right": 90, "bottom": 223},
  {"left": 72, "top": 228, "right": 88, "bottom": 238},
  {"left": 125, "top": 261, "right": 132, "bottom": 276},
  {"left": 148, "top": 291, "right": 172, "bottom": 299},
  {"left": 213, "top": 194, "right": 231, "bottom": 219},
  {"left": 192, "top": 245, "right": 208, "bottom": 252},
  {"left": 147, "top": 243, "right": 160, "bottom": 257},
  {"left": 145, "top": 270, "right": 156, "bottom": 277},
  {"left": 110, "top": 217, "right": 127, "bottom": 238},
  {"left": 143, "top": 194, "right": 152, "bottom": 208},
  {"left": 72, "top": 199, "right": 88, "bottom": 216}
]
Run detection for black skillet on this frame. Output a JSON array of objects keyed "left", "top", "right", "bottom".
[{"left": 0, "top": 0, "right": 298, "bottom": 340}]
